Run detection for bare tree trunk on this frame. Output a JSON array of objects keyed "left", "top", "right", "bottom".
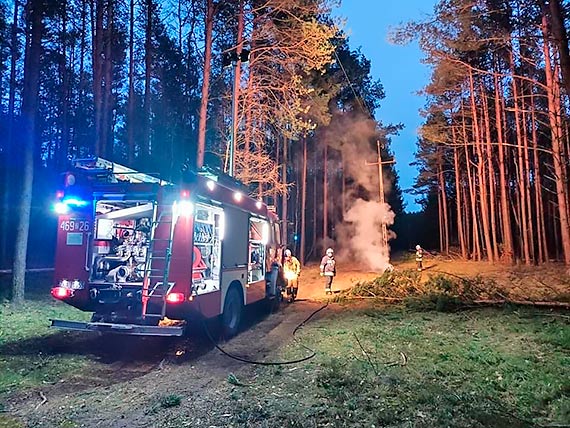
[
  {"left": 542, "top": 14, "right": 570, "bottom": 265},
  {"left": 232, "top": 0, "right": 244, "bottom": 174},
  {"left": 300, "top": 135, "right": 307, "bottom": 264},
  {"left": 196, "top": 0, "right": 214, "bottom": 169},
  {"left": 510, "top": 63, "right": 531, "bottom": 264},
  {"left": 438, "top": 157, "right": 449, "bottom": 254},
  {"left": 127, "top": 0, "right": 135, "bottom": 164},
  {"left": 452, "top": 126, "right": 467, "bottom": 259},
  {"left": 12, "top": 0, "right": 44, "bottom": 304},
  {"left": 1, "top": 0, "right": 19, "bottom": 266},
  {"left": 59, "top": 1, "right": 70, "bottom": 169},
  {"left": 462, "top": 106, "right": 480, "bottom": 260},
  {"left": 481, "top": 85, "right": 499, "bottom": 261},
  {"left": 520, "top": 88, "right": 535, "bottom": 263},
  {"left": 323, "top": 144, "right": 328, "bottom": 243},
  {"left": 531, "top": 91, "right": 548, "bottom": 263},
  {"left": 93, "top": 0, "right": 104, "bottom": 155},
  {"left": 547, "top": 0, "right": 570, "bottom": 99},
  {"left": 493, "top": 72, "right": 514, "bottom": 263},
  {"left": 142, "top": 0, "right": 153, "bottom": 163},
  {"left": 281, "top": 138, "right": 288, "bottom": 245},
  {"left": 469, "top": 72, "right": 493, "bottom": 261}
]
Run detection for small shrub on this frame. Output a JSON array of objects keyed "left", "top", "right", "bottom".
[{"left": 159, "top": 394, "right": 182, "bottom": 409}]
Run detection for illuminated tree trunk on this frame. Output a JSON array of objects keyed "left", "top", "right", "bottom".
[
  {"left": 520, "top": 87, "right": 535, "bottom": 263},
  {"left": 437, "top": 153, "right": 449, "bottom": 254},
  {"left": 542, "top": 14, "right": 570, "bottom": 265},
  {"left": 547, "top": 0, "right": 570, "bottom": 98},
  {"left": 531, "top": 91, "right": 548, "bottom": 263},
  {"left": 452, "top": 125, "right": 467, "bottom": 259},
  {"left": 510, "top": 58, "right": 531, "bottom": 264},
  {"left": 469, "top": 71, "right": 493, "bottom": 261},
  {"left": 462, "top": 105, "right": 480, "bottom": 260},
  {"left": 481, "top": 85, "right": 499, "bottom": 261},
  {"left": 493, "top": 72, "right": 514, "bottom": 263}
]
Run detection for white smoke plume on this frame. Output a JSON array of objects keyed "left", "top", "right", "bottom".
[{"left": 322, "top": 114, "right": 396, "bottom": 272}]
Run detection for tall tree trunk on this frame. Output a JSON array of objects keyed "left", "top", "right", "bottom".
[
  {"left": 510, "top": 61, "right": 531, "bottom": 264},
  {"left": 547, "top": 0, "right": 570, "bottom": 99},
  {"left": 12, "top": 0, "right": 44, "bottom": 304},
  {"left": 542, "top": 14, "right": 570, "bottom": 264},
  {"left": 469, "top": 72, "right": 493, "bottom": 261},
  {"left": 452, "top": 126, "right": 467, "bottom": 259},
  {"left": 143, "top": 0, "right": 153, "bottom": 164},
  {"left": 1, "top": 0, "right": 19, "bottom": 267},
  {"left": 481, "top": 84, "right": 499, "bottom": 261},
  {"left": 462, "top": 105, "right": 480, "bottom": 260},
  {"left": 300, "top": 135, "right": 307, "bottom": 264},
  {"left": 520, "top": 88, "right": 535, "bottom": 263},
  {"left": 531, "top": 91, "right": 548, "bottom": 263},
  {"left": 127, "top": 0, "right": 135, "bottom": 164},
  {"left": 93, "top": 0, "right": 104, "bottom": 155},
  {"left": 281, "top": 138, "right": 288, "bottom": 245},
  {"left": 493, "top": 72, "right": 514, "bottom": 263},
  {"left": 232, "top": 0, "right": 244, "bottom": 175},
  {"left": 438, "top": 156, "right": 449, "bottom": 254},
  {"left": 196, "top": 0, "right": 214, "bottom": 169},
  {"left": 323, "top": 144, "right": 328, "bottom": 243},
  {"left": 59, "top": 0, "right": 70, "bottom": 169}
]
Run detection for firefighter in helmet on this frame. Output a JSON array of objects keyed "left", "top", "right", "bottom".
[
  {"left": 320, "top": 247, "right": 336, "bottom": 295},
  {"left": 283, "top": 248, "right": 301, "bottom": 302},
  {"left": 415, "top": 244, "right": 424, "bottom": 272}
]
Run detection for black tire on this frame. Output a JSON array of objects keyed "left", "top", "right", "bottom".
[{"left": 222, "top": 286, "right": 243, "bottom": 338}]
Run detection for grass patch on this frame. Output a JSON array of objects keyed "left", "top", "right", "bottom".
[
  {"left": 0, "top": 299, "right": 91, "bottom": 396},
  {"left": 226, "top": 306, "right": 569, "bottom": 427}
]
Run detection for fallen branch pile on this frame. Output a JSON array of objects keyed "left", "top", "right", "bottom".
[{"left": 334, "top": 269, "right": 570, "bottom": 310}]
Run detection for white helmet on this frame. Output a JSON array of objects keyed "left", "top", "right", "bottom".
[
  {"left": 284, "top": 249, "right": 292, "bottom": 257},
  {"left": 415, "top": 245, "right": 421, "bottom": 250},
  {"left": 326, "top": 248, "right": 334, "bottom": 256}
]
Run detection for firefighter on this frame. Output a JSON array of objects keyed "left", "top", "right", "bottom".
[
  {"left": 320, "top": 247, "right": 336, "bottom": 295},
  {"left": 283, "top": 249, "right": 301, "bottom": 302},
  {"left": 415, "top": 244, "right": 424, "bottom": 272}
]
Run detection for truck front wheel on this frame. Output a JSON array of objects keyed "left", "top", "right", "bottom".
[{"left": 222, "top": 287, "right": 243, "bottom": 338}]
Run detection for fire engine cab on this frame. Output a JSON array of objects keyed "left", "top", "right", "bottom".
[{"left": 50, "top": 158, "right": 284, "bottom": 336}]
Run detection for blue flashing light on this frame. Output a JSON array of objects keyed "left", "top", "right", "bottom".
[
  {"left": 54, "top": 202, "right": 70, "bottom": 215},
  {"left": 62, "top": 197, "right": 89, "bottom": 207},
  {"left": 293, "top": 234, "right": 299, "bottom": 241}
]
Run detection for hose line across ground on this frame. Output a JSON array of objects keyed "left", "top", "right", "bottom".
[{"left": 201, "top": 301, "right": 330, "bottom": 366}]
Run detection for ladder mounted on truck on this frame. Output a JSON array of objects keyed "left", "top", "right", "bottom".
[
  {"left": 141, "top": 204, "right": 176, "bottom": 321},
  {"left": 72, "top": 157, "right": 171, "bottom": 185}
]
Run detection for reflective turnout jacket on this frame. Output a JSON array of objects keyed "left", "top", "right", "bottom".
[{"left": 320, "top": 255, "right": 336, "bottom": 276}]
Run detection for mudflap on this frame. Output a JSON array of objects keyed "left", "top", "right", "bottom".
[{"left": 50, "top": 319, "right": 185, "bottom": 336}]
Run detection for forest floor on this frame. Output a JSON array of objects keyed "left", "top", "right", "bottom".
[{"left": 0, "top": 257, "right": 568, "bottom": 428}]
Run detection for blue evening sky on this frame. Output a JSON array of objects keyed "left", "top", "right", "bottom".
[{"left": 334, "top": 1, "right": 438, "bottom": 212}]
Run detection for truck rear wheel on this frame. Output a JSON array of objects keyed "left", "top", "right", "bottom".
[{"left": 222, "top": 287, "right": 243, "bottom": 338}]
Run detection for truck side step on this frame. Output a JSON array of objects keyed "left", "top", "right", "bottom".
[{"left": 50, "top": 319, "right": 185, "bottom": 336}]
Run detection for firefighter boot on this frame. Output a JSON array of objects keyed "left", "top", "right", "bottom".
[
  {"left": 286, "top": 286, "right": 293, "bottom": 303},
  {"left": 291, "top": 286, "right": 298, "bottom": 302}
]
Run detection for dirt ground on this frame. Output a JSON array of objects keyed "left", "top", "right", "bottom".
[{"left": 4, "top": 257, "right": 570, "bottom": 427}]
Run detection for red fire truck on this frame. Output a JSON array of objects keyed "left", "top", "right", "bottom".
[{"left": 50, "top": 158, "right": 284, "bottom": 336}]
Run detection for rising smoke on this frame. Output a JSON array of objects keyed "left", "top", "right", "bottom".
[{"left": 322, "top": 113, "right": 396, "bottom": 272}]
